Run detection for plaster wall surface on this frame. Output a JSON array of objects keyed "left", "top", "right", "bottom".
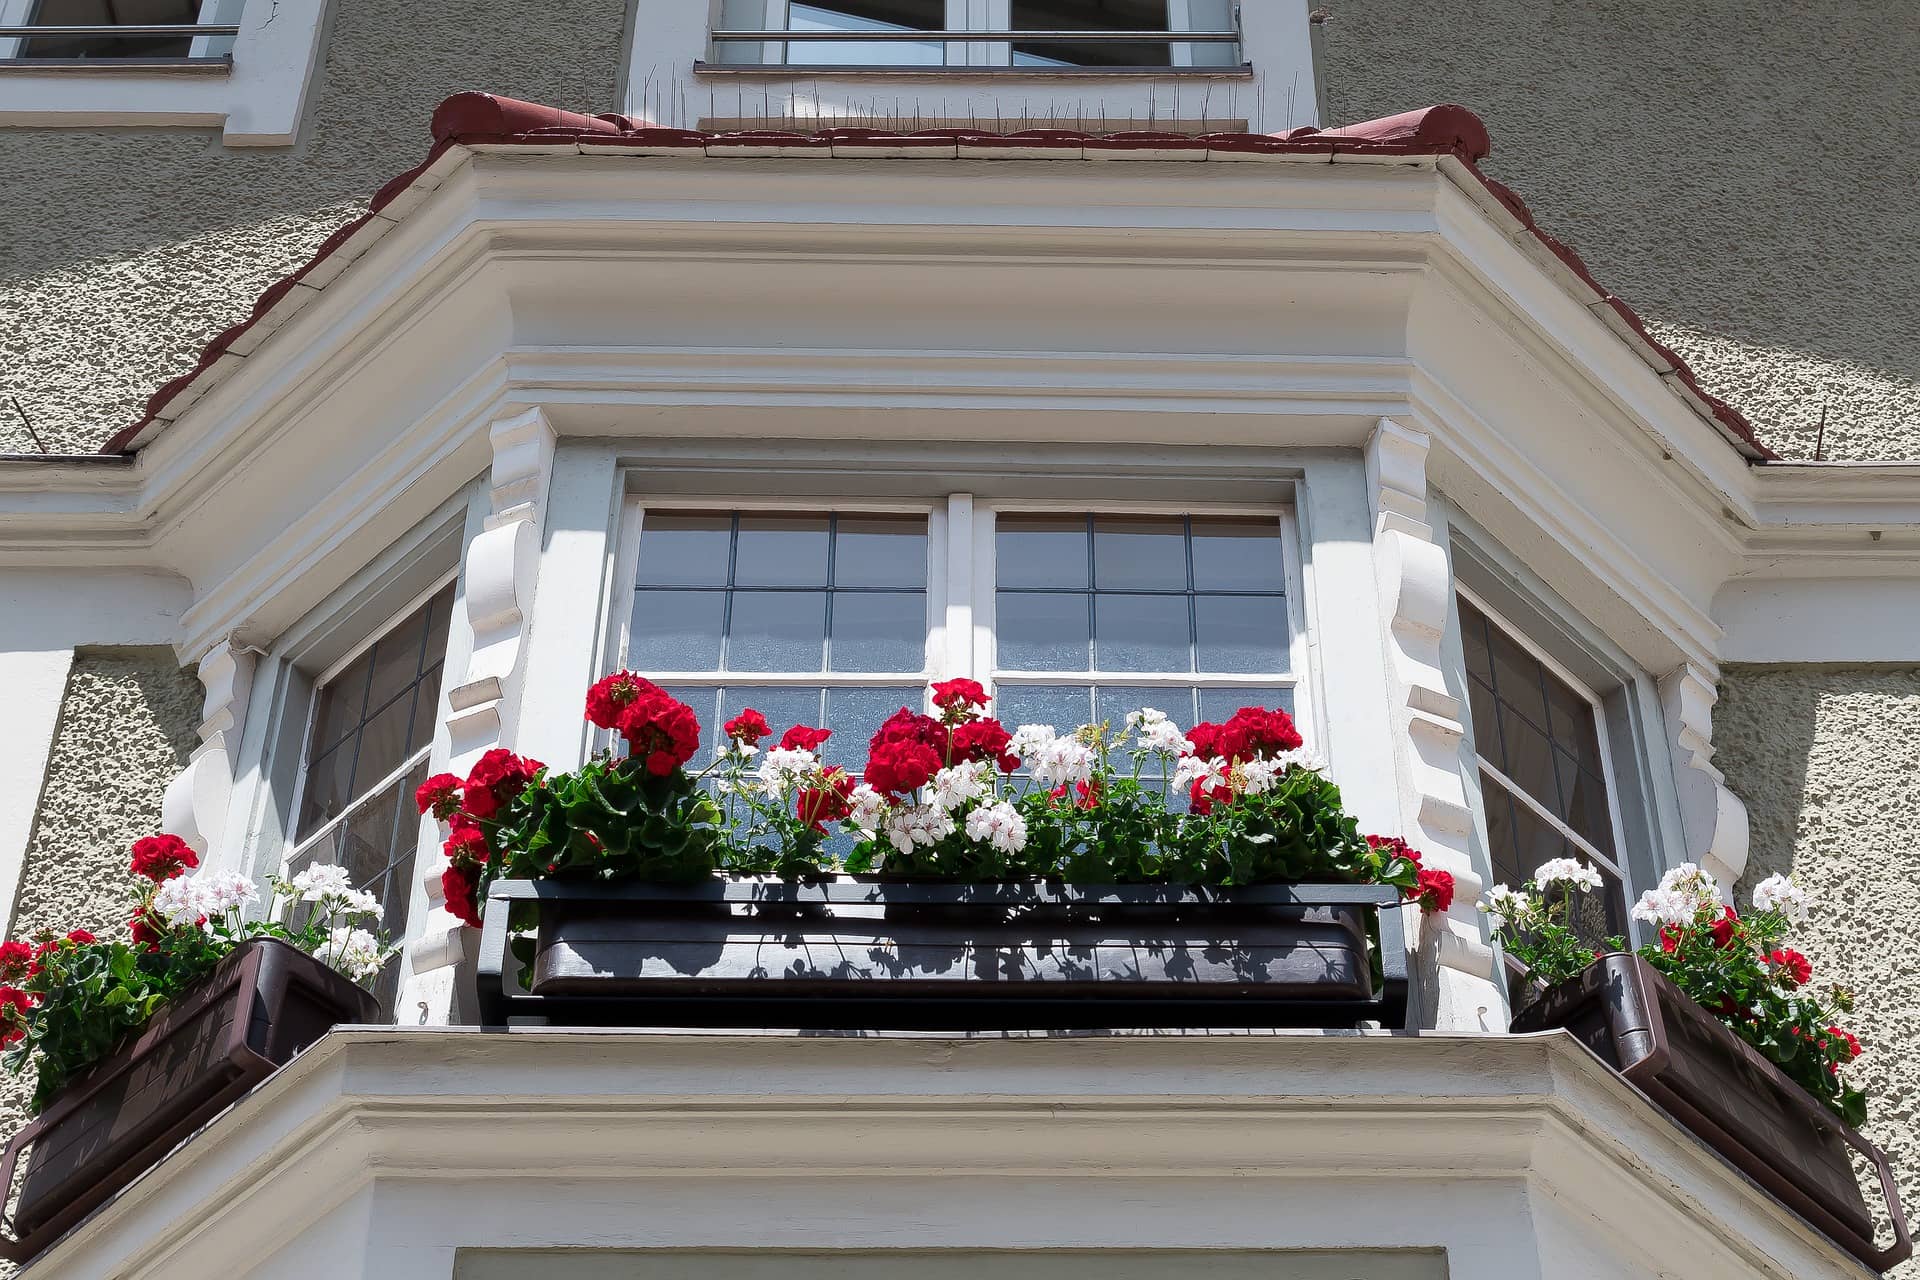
[
  {"left": 1715, "top": 664, "right": 1920, "bottom": 1276},
  {"left": 0, "top": 0, "right": 630, "bottom": 455},
  {"left": 1319, "top": 0, "right": 1920, "bottom": 461}
]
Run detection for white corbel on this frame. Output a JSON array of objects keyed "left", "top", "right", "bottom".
[
  {"left": 1659, "top": 663, "right": 1749, "bottom": 887},
  {"left": 1365, "top": 420, "right": 1501, "bottom": 1027},
  {"left": 159, "top": 641, "right": 258, "bottom": 863},
  {"left": 406, "top": 407, "right": 557, "bottom": 1023}
]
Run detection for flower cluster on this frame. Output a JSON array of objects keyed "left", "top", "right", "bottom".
[
  {"left": 1481, "top": 861, "right": 1868, "bottom": 1125},
  {"left": 0, "top": 840, "right": 392, "bottom": 1113},
  {"left": 413, "top": 745, "right": 547, "bottom": 928}
]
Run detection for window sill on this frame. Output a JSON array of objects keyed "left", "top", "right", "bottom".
[
  {"left": 0, "top": 55, "right": 228, "bottom": 74},
  {"left": 691, "top": 61, "right": 1254, "bottom": 80}
]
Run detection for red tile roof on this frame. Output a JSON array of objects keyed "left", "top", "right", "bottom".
[{"left": 104, "top": 93, "right": 1771, "bottom": 459}]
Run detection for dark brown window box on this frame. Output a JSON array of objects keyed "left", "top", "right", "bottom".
[
  {"left": 475, "top": 876, "right": 1407, "bottom": 1032},
  {"left": 1511, "top": 952, "right": 1911, "bottom": 1271},
  {"left": 0, "top": 938, "right": 377, "bottom": 1263}
]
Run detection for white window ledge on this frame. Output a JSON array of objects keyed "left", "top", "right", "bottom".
[
  {"left": 0, "top": 0, "right": 325, "bottom": 145},
  {"left": 29, "top": 1028, "right": 1879, "bottom": 1279}
]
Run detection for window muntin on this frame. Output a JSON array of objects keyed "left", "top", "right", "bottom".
[
  {"left": 628, "top": 510, "right": 933, "bottom": 769},
  {"left": 1459, "top": 591, "right": 1627, "bottom": 940},
  {"left": 711, "top": 0, "right": 1241, "bottom": 69},
  {"left": 990, "top": 512, "right": 1294, "bottom": 735}
]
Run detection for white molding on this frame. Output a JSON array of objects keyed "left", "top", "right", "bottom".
[
  {"left": 27, "top": 1029, "right": 1874, "bottom": 1280},
  {"left": 160, "top": 640, "right": 258, "bottom": 858},
  {"left": 1364, "top": 420, "right": 1500, "bottom": 1022},
  {"left": 1658, "top": 663, "right": 1749, "bottom": 886},
  {"left": 0, "top": 0, "right": 329, "bottom": 144}
]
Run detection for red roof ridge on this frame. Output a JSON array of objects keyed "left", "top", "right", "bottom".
[{"left": 103, "top": 94, "right": 1770, "bottom": 460}]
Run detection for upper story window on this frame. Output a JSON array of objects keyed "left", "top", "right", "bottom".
[
  {"left": 283, "top": 580, "right": 454, "bottom": 1001},
  {"left": 711, "top": 0, "right": 1242, "bottom": 70},
  {"left": 1459, "top": 589, "right": 1628, "bottom": 942},
  {"left": 619, "top": 499, "right": 1301, "bottom": 768},
  {"left": 0, "top": 0, "right": 237, "bottom": 61}
]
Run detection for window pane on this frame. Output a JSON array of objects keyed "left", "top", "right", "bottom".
[
  {"left": 1094, "top": 593, "right": 1189, "bottom": 672},
  {"left": 1496, "top": 703, "right": 1560, "bottom": 820},
  {"left": 1460, "top": 603, "right": 1493, "bottom": 684},
  {"left": 835, "top": 516, "right": 927, "bottom": 588},
  {"left": 636, "top": 513, "right": 732, "bottom": 587},
  {"left": 1543, "top": 672, "right": 1606, "bottom": 776},
  {"left": 726, "top": 590, "right": 827, "bottom": 671},
  {"left": 299, "top": 744, "right": 355, "bottom": 836},
  {"left": 1190, "top": 518, "right": 1284, "bottom": 591},
  {"left": 996, "top": 516, "right": 1088, "bottom": 589},
  {"left": 311, "top": 652, "right": 372, "bottom": 755},
  {"left": 994, "top": 684, "right": 1095, "bottom": 734},
  {"left": 1011, "top": 0, "right": 1172, "bottom": 66},
  {"left": 1194, "top": 594, "right": 1288, "bottom": 674},
  {"left": 1487, "top": 625, "right": 1551, "bottom": 730},
  {"left": 997, "top": 591, "right": 1091, "bottom": 670},
  {"left": 824, "top": 686, "right": 925, "bottom": 771},
  {"left": 1480, "top": 781, "right": 1524, "bottom": 889},
  {"left": 405, "top": 662, "right": 444, "bottom": 756},
  {"left": 829, "top": 591, "right": 925, "bottom": 672},
  {"left": 1197, "top": 686, "right": 1292, "bottom": 723},
  {"left": 350, "top": 690, "right": 415, "bottom": 797},
  {"left": 22, "top": 0, "right": 199, "bottom": 57},
  {"left": 718, "top": 686, "right": 824, "bottom": 752},
  {"left": 1092, "top": 516, "right": 1186, "bottom": 590},
  {"left": 1466, "top": 675, "right": 1499, "bottom": 756},
  {"left": 734, "top": 515, "right": 830, "bottom": 587},
  {"left": 363, "top": 609, "right": 429, "bottom": 714},
  {"left": 785, "top": 0, "right": 945, "bottom": 66},
  {"left": 669, "top": 686, "right": 727, "bottom": 756},
  {"left": 1557, "top": 750, "right": 1616, "bottom": 856},
  {"left": 630, "top": 590, "right": 726, "bottom": 672}
]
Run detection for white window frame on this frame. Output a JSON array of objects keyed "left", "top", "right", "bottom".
[
  {"left": 1458, "top": 580, "right": 1633, "bottom": 900},
  {"left": 609, "top": 492, "right": 1310, "bottom": 745},
  {"left": 284, "top": 569, "right": 458, "bottom": 864},
  {"left": 0, "top": 0, "right": 326, "bottom": 145}
]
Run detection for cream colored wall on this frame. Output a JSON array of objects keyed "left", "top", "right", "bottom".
[
  {"left": 1716, "top": 665, "right": 1920, "bottom": 1272},
  {"left": 0, "top": 0, "right": 630, "bottom": 456},
  {"left": 1319, "top": 0, "right": 1920, "bottom": 461}
]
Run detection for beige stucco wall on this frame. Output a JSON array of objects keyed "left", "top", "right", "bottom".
[
  {"left": 0, "top": 0, "right": 630, "bottom": 456},
  {"left": 1716, "top": 665, "right": 1920, "bottom": 1272},
  {"left": 0, "top": 650, "right": 200, "bottom": 1202},
  {"left": 1319, "top": 1, "right": 1920, "bottom": 462}
]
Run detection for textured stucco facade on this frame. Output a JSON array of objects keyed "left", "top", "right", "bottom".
[
  {"left": 0, "top": 0, "right": 631, "bottom": 456},
  {"left": 0, "top": 651, "right": 200, "bottom": 1180},
  {"left": 1320, "top": 0, "right": 1920, "bottom": 462},
  {"left": 1717, "top": 665, "right": 1920, "bottom": 1274}
]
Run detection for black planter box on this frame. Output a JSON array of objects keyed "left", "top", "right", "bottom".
[
  {"left": 1512, "top": 952, "right": 1910, "bottom": 1271},
  {"left": 476, "top": 876, "right": 1408, "bottom": 1031},
  {"left": 0, "top": 938, "right": 378, "bottom": 1263}
]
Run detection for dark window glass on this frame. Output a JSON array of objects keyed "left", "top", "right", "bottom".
[
  {"left": 20, "top": 0, "right": 200, "bottom": 58},
  {"left": 1011, "top": 0, "right": 1170, "bottom": 66}
]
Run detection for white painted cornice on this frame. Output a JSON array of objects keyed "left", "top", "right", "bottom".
[
  {"left": 1, "top": 151, "right": 1917, "bottom": 666},
  {"left": 29, "top": 1029, "right": 1874, "bottom": 1280}
]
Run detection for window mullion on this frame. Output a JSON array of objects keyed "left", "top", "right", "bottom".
[{"left": 942, "top": 492, "right": 974, "bottom": 680}]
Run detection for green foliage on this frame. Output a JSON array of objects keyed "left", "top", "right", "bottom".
[{"left": 482, "top": 755, "right": 725, "bottom": 888}]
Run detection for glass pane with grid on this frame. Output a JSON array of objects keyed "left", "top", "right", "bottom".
[
  {"left": 630, "top": 511, "right": 931, "bottom": 770},
  {"left": 1460, "top": 596, "right": 1626, "bottom": 940},
  {"left": 994, "top": 514, "right": 1291, "bottom": 739},
  {"left": 20, "top": 0, "right": 200, "bottom": 58}
]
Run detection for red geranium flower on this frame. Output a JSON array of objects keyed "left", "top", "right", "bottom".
[
  {"left": 796, "top": 772, "right": 857, "bottom": 833},
  {"left": 866, "top": 739, "right": 943, "bottom": 797},
  {"left": 128, "top": 907, "right": 165, "bottom": 951},
  {"left": 414, "top": 773, "right": 463, "bottom": 819},
  {"left": 462, "top": 749, "right": 543, "bottom": 819},
  {"left": 1708, "top": 906, "right": 1739, "bottom": 949},
  {"left": 1188, "top": 778, "right": 1233, "bottom": 816},
  {"left": 0, "top": 987, "right": 32, "bottom": 1016},
  {"left": 1766, "top": 947, "right": 1812, "bottom": 987},
  {"left": 64, "top": 929, "right": 96, "bottom": 945},
  {"left": 950, "top": 717, "right": 1013, "bottom": 768},
  {"left": 1185, "top": 722, "right": 1223, "bottom": 760},
  {"left": 1367, "top": 833, "right": 1421, "bottom": 868},
  {"left": 724, "top": 708, "right": 773, "bottom": 746},
  {"left": 441, "top": 863, "right": 483, "bottom": 929},
  {"left": 129, "top": 833, "right": 198, "bottom": 883},
  {"left": 585, "top": 671, "right": 665, "bottom": 730},
  {"left": 0, "top": 941, "right": 33, "bottom": 981},
  {"left": 1049, "top": 778, "right": 1103, "bottom": 810},
  {"left": 1413, "top": 867, "right": 1455, "bottom": 913},
  {"left": 930, "top": 678, "right": 989, "bottom": 712},
  {"left": 1828, "top": 1026, "right": 1863, "bottom": 1062},
  {"left": 778, "top": 724, "right": 833, "bottom": 753},
  {"left": 616, "top": 692, "right": 702, "bottom": 775},
  {"left": 444, "top": 821, "right": 490, "bottom": 865},
  {"left": 1215, "top": 706, "right": 1302, "bottom": 761}
]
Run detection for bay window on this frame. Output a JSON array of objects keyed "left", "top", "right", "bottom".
[{"left": 616, "top": 497, "right": 1304, "bottom": 759}]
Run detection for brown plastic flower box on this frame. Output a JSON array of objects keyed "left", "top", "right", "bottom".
[
  {"left": 1511, "top": 952, "right": 1910, "bottom": 1271},
  {"left": 0, "top": 938, "right": 377, "bottom": 1263},
  {"left": 475, "top": 876, "right": 1408, "bottom": 1031}
]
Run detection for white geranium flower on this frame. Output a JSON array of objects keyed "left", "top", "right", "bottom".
[
  {"left": 200, "top": 871, "right": 261, "bottom": 916},
  {"left": 1751, "top": 873, "right": 1809, "bottom": 923},
  {"left": 757, "top": 747, "right": 817, "bottom": 796},
  {"left": 847, "top": 783, "right": 888, "bottom": 832},
  {"left": 1238, "top": 756, "right": 1284, "bottom": 797},
  {"left": 1127, "top": 708, "right": 1193, "bottom": 755},
  {"left": 1271, "top": 747, "right": 1325, "bottom": 774},
  {"left": 1630, "top": 887, "right": 1698, "bottom": 928},
  {"left": 1482, "top": 883, "right": 1531, "bottom": 930},
  {"left": 291, "top": 864, "right": 354, "bottom": 901},
  {"left": 964, "top": 801, "right": 1028, "bottom": 854},
  {"left": 323, "top": 927, "right": 389, "bottom": 983},
  {"left": 1533, "top": 857, "right": 1605, "bottom": 892},
  {"left": 1172, "top": 754, "right": 1227, "bottom": 793},
  {"left": 929, "top": 762, "right": 989, "bottom": 813},
  {"left": 1008, "top": 723, "right": 1058, "bottom": 760},
  {"left": 883, "top": 804, "right": 955, "bottom": 856},
  {"left": 1029, "top": 736, "right": 1096, "bottom": 789},
  {"left": 151, "top": 875, "right": 208, "bottom": 926}
]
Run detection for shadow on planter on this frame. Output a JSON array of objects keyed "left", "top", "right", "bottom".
[
  {"left": 1512, "top": 952, "right": 1910, "bottom": 1272},
  {"left": 0, "top": 939, "right": 378, "bottom": 1264},
  {"left": 474, "top": 876, "right": 1409, "bottom": 1032}
]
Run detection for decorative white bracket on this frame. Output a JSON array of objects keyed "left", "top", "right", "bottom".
[
  {"left": 1659, "top": 664, "right": 1749, "bottom": 887},
  {"left": 1365, "top": 420, "right": 1501, "bottom": 1025},
  {"left": 160, "top": 642, "right": 257, "bottom": 864},
  {"left": 405, "top": 407, "right": 557, "bottom": 1021}
]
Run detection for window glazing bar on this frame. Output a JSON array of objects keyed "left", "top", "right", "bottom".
[
  {"left": 0, "top": 24, "right": 239, "bottom": 36},
  {"left": 710, "top": 28, "right": 1240, "bottom": 42}
]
